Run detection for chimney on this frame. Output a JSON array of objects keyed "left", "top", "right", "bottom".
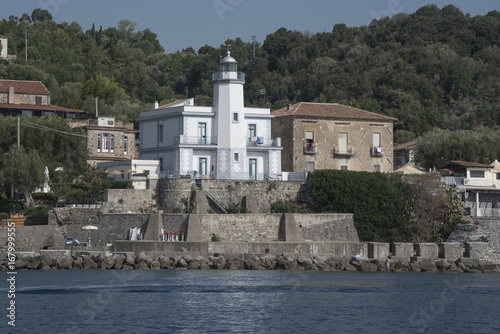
[
  {"left": 8, "top": 85, "right": 14, "bottom": 104},
  {"left": 154, "top": 101, "right": 159, "bottom": 109},
  {"left": 287, "top": 104, "right": 291, "bottom": 111}
]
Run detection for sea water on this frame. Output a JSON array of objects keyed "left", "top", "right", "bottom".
[{"left": 2, "top": 270, "right": 500, "bottom": 333}]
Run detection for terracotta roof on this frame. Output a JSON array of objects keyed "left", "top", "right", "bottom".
[
  {"left": 441, "top": 160, "right": 494, "bottom": 169},
  {"left": 0, "top": 103, "right": 84, "bottom": 113},
  {"left": 0, "top": 80, "right": 51, "bottom": 95},
  {"left": 159, "top": 99, "right": 189, "bottom": 109},
  {"left": 0, "top": 35, "right": 7, "bottom": 39},
  {"left": 394, "top": 139, "right": 417, "bottom": 151},
  {"left": 272, "top": 102, "right": 397, "bottom": 122}
]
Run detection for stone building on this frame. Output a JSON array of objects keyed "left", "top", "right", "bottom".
[
  {"left": 0, "top": 79, "right": 83, "bottom": 118},
  {"left": 271, "top": 102, "right": 397, "bottom": 173},
  {"left": 76, "top": 116, "right": 139, "bottom": 166},
  {"left": 137, "top": 51, "right": 282, "bottom": 180}
]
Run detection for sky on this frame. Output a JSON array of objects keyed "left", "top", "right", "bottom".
[{"left": 1, "top": 0, "right": 500, "bottom": 54}]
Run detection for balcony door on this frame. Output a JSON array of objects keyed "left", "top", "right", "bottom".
[
  {"left": 198, "top": 123, "right": 206, "bottom": 145},
  {"left": 339, "top": 132, "right": 348, "bottom": 152},
  {"left": 199, "top": 158, "right": 207, "bottom": 177}
]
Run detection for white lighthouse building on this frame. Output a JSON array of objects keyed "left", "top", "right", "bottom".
[{"left": 137, "top": 51, "right": 282, "bottom": 180}]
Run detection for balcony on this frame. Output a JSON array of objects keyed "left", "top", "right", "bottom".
[
  {"left": 304, "top": 143, "right": 318, "bottom": 154},
  {"left": 334, "top": 146, "right": 355, "bottom": 156},
  {"left": 176, "top": 135, "right": 217, "bottom": 145},
  {"left": 212, "top": 72, "right": 245, "bottom": 81},
  {"left": 370, "top": 146, "right": 385, "bottom": 157},
  {"left": 247, "top": 137, "right": 280, "bottom": 147}
]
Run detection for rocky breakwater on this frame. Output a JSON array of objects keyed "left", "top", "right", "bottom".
[{"left": 2, "top": 250, "right": 499, "bottom": 273}]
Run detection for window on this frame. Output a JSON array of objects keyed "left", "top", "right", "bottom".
[
  {"left": 234, "top": 153, "right": 239, "bottom": 161},
  {"left": 341, "top": 165, "right": 348, "bottom": 170},
  {"left": 35, "top": 96, "right": 42, "bottom": 105},
  {"left": 373, "top": 164, "right": 381, "bottom": 172},
  {"left": 110, "top": 134, "right": 114, "bottom": 153},
  {"left": 158, "top": 124, "right": 163, "bottom": 142},
  {"left": 496, "top": 173, "right": 500, "bottom": 180},
  {"left": 306, "top": 161, "right": 315, "bottom": 172},
  {"left": 124, "top": 136, "right": 128, "bottom": 155},
  {"left": 373, "top": 132, "right": 381, "bottom": 147},
  {"left": 470, "top": 170, "right": 485, "bottom": 178},
  {"left": 107, "top": 120, "right": 114, "bottom": 126},
  {"left": 97, "top": 134, "right": 101, "bottom": 151},
  {"left": 233, "top": 113, "right": 238, "bottom": 122},
  {"left": 102, "top": 133, "right": 109, "bottom": 152}
]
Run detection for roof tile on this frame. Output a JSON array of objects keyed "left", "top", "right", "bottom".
[
  {"left": 272, "top": 102, "right": 397, "bottom": 122},
  {"left": 0, "top": 80, "right": 51, "bottom": 95}
]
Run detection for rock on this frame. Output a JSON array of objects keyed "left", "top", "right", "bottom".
[
  {"left": 276, "top": 255, "right": 298, "bottom": 270},
  {"left": 225, "top": 259, "right": 245, "bottom": 270},
  {"left": 56, "top": 256, "right": 73, "bottom": 270},
  {"left": 297, "top": 256, "right": 317, "bottom": 270},
  {"left": 419, "top": 259, "right": 437, "bottom": 272},
  {"left": 188, "top": 260, "right": 201, "bottom": 269},
  {"left": 435, "top": 259, "right": 452, "bottom": 271},
  {"left": 82, "top": 256, "right": 98, "bottom": 270},
  {"left": 159, "top": 255, "right": 173, "bottom": 269},
  {"left": 409, "top": 261, "right": 421, "bottom": 272},
  {"left": 150, "top": 260, "right": 161, "bottom": 270},
  {"left": 114, "top": 254, "right": 125, "bottom": 270},
  {"left": 39, "top": 254, "right": 54, "bottom": 268},
  {"left": 199, "top": 262, "right": 210, "bottom": 270},
  {"left": 14, "top": 260, "right": 27, "bottom": 270},
  {"left": 351, "top": 260, "right": 378, "bottom": 272},
  {"left": 325, "top": 256, "right": 342, "bottom": 269},
  {"left": 124, "top": 253, "right": 136, "bottom": 267},
  {"left": 260, "top": 254, "right": 277, "bottom": 269},
  {"left": 176, "top": 258, "right": 188, "bottom": 268},
  {"left": 72, "top": 256, "right": 83, "bottom": 269},
  {"left": 211, "top": 256, "right": 226, "bottom": 269},
  {"left": 244, "top": 259, "right": 266, "bottom": 270}
]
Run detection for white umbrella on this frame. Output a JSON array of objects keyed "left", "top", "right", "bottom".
[{"left": 82, "top": 225, "right": 98, "bottom": 246}]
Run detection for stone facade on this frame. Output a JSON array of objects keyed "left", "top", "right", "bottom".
[
  {"left": 103, "top": 189, "right": 156, "bottom": 213},
  {"left": 271, "top": 102, "right": 396, "bottom": 173},
  {"left": 158, "top": 178, "right": 310, "bottom": 213}
]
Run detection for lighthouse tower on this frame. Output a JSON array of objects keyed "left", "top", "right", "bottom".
[{"left": 212, "top": 51, "right": 247, "bottom": 178}]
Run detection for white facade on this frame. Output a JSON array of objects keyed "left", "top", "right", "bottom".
[
  {"left": 137, "top": 51, "right": 282, "bottom": 180},
  {"left": 97, "top": 160, "right": 160, "bottom": 189},
  {"left": 0, "top": 36, "right": 7, "bottom": 59}
]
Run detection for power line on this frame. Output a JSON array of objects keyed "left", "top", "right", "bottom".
[{"left": 20, "top": 119, "right": 88, "bottom": 138}]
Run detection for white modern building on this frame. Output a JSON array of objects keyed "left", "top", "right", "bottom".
[{"left": 137, "top": 51, "right": 282, "bottom": 180}]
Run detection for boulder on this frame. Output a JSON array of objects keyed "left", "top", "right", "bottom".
[
  {"left": 114, "top": 254, "right": 125, "bottom": 270},
  {"left": 150, "top": 260, "right": 161, "bottom": 270},
  {"left": 56, "top": 256, "right": 73, "bottom": 270},
  {"left": 82, "top": 256, "right": 98, "bottom": 270},
  {"left": 419, "top": 259, "right": 437, "bottom": 272},
  {"left": 276, "top": 255, "right": 298, "bottom": 270},
  {"left": 72, "top": 256, "right": 83, "bottom": 269}
]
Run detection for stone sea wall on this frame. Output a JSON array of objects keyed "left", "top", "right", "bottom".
[
  {"left": 158, "top": 179, "right": 309, "bottom": 213},
  {"left": 2, "top": 250, "right": 499, "bottom": 273}
]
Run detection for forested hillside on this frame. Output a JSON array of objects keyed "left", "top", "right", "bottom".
[{"left": 1, "top": 4, "right": 499, "bottom": 143}]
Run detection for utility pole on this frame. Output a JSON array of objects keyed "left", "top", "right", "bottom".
[
  {"left": 95, "top": 97, "right": 98, "bottom": 118},
  {"left": 251, "top": 35, "right": 256, "bottom": 60},
  {"left": 25, "top": 31, "right": 28, "bottom": 62},
  {"left": 17, "top": 116, "right": 20, "bottom": 147}
]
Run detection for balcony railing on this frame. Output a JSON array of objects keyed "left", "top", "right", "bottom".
[
  {"left": 304, "top": 143, "right": 318, "bottom": 154},
  {"left": 247, "top": 137, "right": 279, "bottom": 147},
  {"left": 370, "top": 146, "right": 385, "bottom": 157},
  {"left": 175, "top": 135, "right": 217, "bottom": 145},
  {"left": 212, "top": 72, "right": 245, "bottom": 81},
  {"left": 334, "top": 146, "right": 355, "bottom": 156}
]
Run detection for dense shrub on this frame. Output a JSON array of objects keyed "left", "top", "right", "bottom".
[
  {"left": 270, "top": 200, "right": 308, "bottom": 213},
  {"left": 307, "top": 170, "right": 416, "bottom": 242}
]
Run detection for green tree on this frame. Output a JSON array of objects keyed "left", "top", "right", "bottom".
[
  {"left": 0, "top": 145, "right": 45, "bottom": 208},
  {"left": 31, "top": 9, "right": 52, "bottom": 23}
]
